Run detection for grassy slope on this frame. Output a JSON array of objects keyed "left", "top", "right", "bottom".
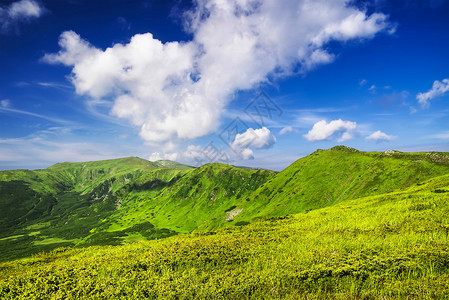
[
  {"left": 1, "top": 172, "right": 448, "bottom": 299},
  {"left": 112, "top": 163, "right": 276, "bottom": 233},
  {"left": 0, "top": 158, "right": 275, "bottom": 262},
  {"left": 0, "top": 157, "right": 190, "bottom": 227},
  {"left": 237, "top": 146, "right": 449, "bottom": 222},
  {"left": 0, "top": 157, "right": 194, "bottom": 261},
  {"left": 2, "top": 147, "right": 449, "bottom": 263}
]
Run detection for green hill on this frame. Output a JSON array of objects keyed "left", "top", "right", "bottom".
[
  {"left": 235, "top": 146, "right": 449, "bottom": 222},
  {"left": 113, "top": 163, "right": 276, "bottom": 233},
  {"left": 0, "top": 157, "right": 195, "bottom": 261},
  {"left": 0, "top": 157, "right": 274, "bottom": 262},
  {"left": 1, "top": 168, "right": 448, "bottom": 298},
  {"left": 1, "top": 145, "right": 449, "bottom": 297}
]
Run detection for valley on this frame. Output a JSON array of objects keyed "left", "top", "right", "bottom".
[{"left": 1, "top": 146, "right": 449, "bottom": 298}]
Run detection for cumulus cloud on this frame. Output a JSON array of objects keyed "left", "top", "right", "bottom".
[
  {"left": 304, "top": 119, "right": 357, "bottom": 142},
  {"left": 416, "top": 78, "right": 449, "bottom": 108},
  {"left": 149, "top": 146, "right": 189, "bottom": 162},
  {"left": 228, "top": 127, "right": 276, "bottom": 160},
  {"left": 148, "top": 152, "right": 163, "bottom": 161},
  {"left": 231, "top": 127, "right": 276, "bottom": 150},
  {"left": 149, "top": 144, "right": 231, "bottom": 164},
  {"left": 8, "top": 0, "right": 41, "bottom": 18},
  {"left": 151, "top": 127, "right": 276, "bottom": 164},
  {"left": 365, "top": 130, "right": 396, "bottom": 142},
  {"left": 279, "top": 126, "right": 299, "bottom": 135},
  {"left": 0, "top": 0, "right": 43, "bottom": 33},
  {"left": 44, "top": 0, "right": 393, "bottom": 144},
  {"left": 240, "top": 148, "right": 255, "bottom": 160}
]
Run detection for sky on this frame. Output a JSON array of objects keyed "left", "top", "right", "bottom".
[{"left": 0, "top": 0, "right": 449, "bottom": 171}]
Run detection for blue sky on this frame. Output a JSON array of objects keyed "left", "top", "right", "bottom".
[{"left": 0, "top": 0, "right": 449, "bottom": 171}]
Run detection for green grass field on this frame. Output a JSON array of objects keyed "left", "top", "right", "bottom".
[
  {"left": 1, "top": 147, "right": 449, "bottom": 298},
  {"left": 1, "top": 171, "right": 448, "bottom": 298}
]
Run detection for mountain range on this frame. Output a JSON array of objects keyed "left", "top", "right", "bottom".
[{"left": 1, "top": 146, "right": 449, "bottom": 298}]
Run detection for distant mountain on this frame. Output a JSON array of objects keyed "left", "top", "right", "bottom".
[
  {"left": 152, "top": 159, "right": 194, "bottom": 170},
  {"left": 2, "top": 151, "right": 449, "bottom": 298},
  {"left": 0, "top": 157, "right": 274, "bottom": 261},
  {"left": 231, "top": 165, "right": 267, "bottom": 170},
  {"left": 1, "top": 147, "right": 449, "bottom": 262}
]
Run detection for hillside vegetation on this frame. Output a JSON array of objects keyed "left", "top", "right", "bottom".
[
  {"left": 236, "top": 146, "right": 449, "bottom": 221},
  {"left": 1, "top": 169, "right": 448, "bottom": 298},
  {"left": 1, "top": 146, "right": 449, "bottom": 298},
  {"left": 2, "top": 147, "right": 449, "bottom": 262},
  {"left": 0, "top": 157, "right": 275, "bottom": 261}
]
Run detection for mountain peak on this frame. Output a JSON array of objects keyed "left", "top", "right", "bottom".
[{"left": 328, "top": 145, "right": 360, "bottom": 152}]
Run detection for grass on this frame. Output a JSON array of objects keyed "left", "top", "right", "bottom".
[
  {"left": 33, "top": 237, "right": 79, "bottom": 246},
  {"left": 2, "top": 148, "right": 449, "bottom": 263},
  {"left": 0, "top": 235, "right": 24, "bottom": 242},
  {"left": 1, "top": 147, "right": 449, "bottom": 298},
  {"left": 0, "top": 158, "right": 274, "bottom": 261},
  {"left": 239, "top": 146, "right": 449, "bottom": 221},
  {"left": 1, "top": 172, "right": 448, "bottom": 298}
]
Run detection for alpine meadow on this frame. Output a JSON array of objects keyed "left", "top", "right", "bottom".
[
  {"left": 1, "top": 0, "right": 449, "bottom": 299},
  {"left": 1, "top": 146, "right": 449, "bottom": 298}
]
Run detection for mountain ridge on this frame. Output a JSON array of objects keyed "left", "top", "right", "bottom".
[
  {"left": 1, "top": 156, "right": 449, "bottom": 298},
  {"left": 1, "top": 146, "right": 449, "bottom": 262}
]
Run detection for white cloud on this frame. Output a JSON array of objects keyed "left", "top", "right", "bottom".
[
  {"left": 149, "top": 144, "right": 231, "bottom": 165},
  {"left": 43, "top": 31, "right": 101, "bottom": 67},
  {"left": 359, "top": 79, "right": 367, "bottom": 86},
  {"left": 311, "top": 10, "right": 393, "bottom": 46},
  {"left": 148, "top": 152, "right": 163, "bottom": 161},
  {"left": 44, "top": 0, "right": 393, "bottom": 144},
  {"left": 152, "top": 127, "right": 276, "bottom": 164},
  {"left": 229, "top": 127, "right": 276, "bottom": 160},
  {"left": 231, "top": 127, "right": 276, "bottom": 150},
  {"left": 304, "top": 119, "right": 357, "bottom": 142},
  {"left": 0, "top": 0, "right": 43, "bottom": 33},
  {"left": 149, "top": 145, "right": 197, "bottom": 163},
  {"left": 8, "top": 0, "right": 41, "bottom": 18},
  {"left": 416, "top": 78, "right": 449, "bottom": 108},
  {"left": 302, "top": 49, "right": 335, "bottom": 70},
  {"left": 240, "top": 148, "right": 255, "bottom": 160},
  {"left": 365, "top": 130, "right": 396, "bottom": 142},
  {"left": 279, "top": 126, "right": 299, "bottom": 135}
]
